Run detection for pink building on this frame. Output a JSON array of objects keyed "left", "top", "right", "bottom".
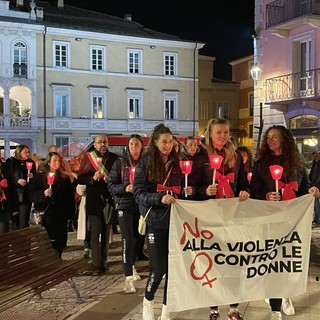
[{"left": 253, "top": 0, "right": 320, "bottom": 158}]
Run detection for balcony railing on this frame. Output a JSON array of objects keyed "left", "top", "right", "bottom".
[
  {"left": 266, "top": 0, "right": 320, "bottom": 29},
  {"left": 13, "top": 64, "right": 27, "bottom": 78},
  {"left": 265, "top": 68, "right": 320, "bottom": 103}
]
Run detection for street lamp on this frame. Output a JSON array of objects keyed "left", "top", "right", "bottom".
[{"left": 250, "top": 63, "right": 263, "bottom": 83}]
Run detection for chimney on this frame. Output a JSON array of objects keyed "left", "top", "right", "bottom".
[
  {"left": 36, "top": 7, "right": 44, "bottom": 20},
  {"left": 124, "top": 14, "right": 132, "bottom": 21},
  {"left": 16, "top": 0, "right": 24, "bottom": 7},
  {"left": 57, "top": 0, "right": 64, "bottom": 9}
]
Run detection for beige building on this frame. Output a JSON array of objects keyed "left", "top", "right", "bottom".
[
  {"left": 0, "top": 0, "right": 204, "bottom": 158},
  {"left": 230, "top": 55, "right": 255, "bottom": 152},
  {"left": 198, "top": 55, "right": 242, "bottom": 143}
]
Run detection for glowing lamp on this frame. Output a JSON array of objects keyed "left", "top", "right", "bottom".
[
  {"left": 179, "top": 160, "right": 193, "bottom": 197},
  {"left": 209, "top": 154, "right": 223, "bottom": 184}
]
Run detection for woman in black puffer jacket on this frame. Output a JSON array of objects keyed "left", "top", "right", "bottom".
[
  {"left": 134, "top": 123, "right": 191, "bottom": 320},
  {"left": 108, "top": 134, "right": 145, "bottom": 294}
]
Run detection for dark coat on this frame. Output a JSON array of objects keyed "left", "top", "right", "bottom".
[
  {"left": 107, "top": 154, "right": 139, "bottom": 213},
  {"left": 309, "top": 159, "right": 320, "bottom": 189},
  {"left": 197, "top": 148, "right": 250, "bottom": 199},
  {"left": 77, "top": 150, "right": 118, "bottom": 216},
  {"left": 250, "top": 155, "right": 310, "bottom": 200},
  {"left": 3, "top": 157, "right": 37, "bottom": 211},
  {"left": 29, "top": 171, "right": 75, "bottom": 245},
  {"left": 133, "top": 154, "right": 183, "bottom": 230},
  {"left": 181, "top": 145, "right": 208, "bottom": 200}
]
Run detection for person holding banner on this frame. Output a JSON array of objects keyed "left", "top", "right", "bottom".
[
  {"left": 134, "top": 123, "right": 191, "bottom": 320},
  {"left": 77, "top": 134, "right": 118, "bottom": 276},
  {"left": 200, "top": 118, "right": 250, "bottom": 320},
  {"left": 108, "top": 134, "right": 145, "bottom": 294},
  {"left": 250, "top": 125, "right": 319, "bottom": 320}
]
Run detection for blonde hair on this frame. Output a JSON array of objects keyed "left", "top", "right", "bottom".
[{"left": 203, "top": 118, "right": 237, "bottom": 168}]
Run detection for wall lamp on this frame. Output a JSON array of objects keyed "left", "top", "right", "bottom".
[
  {"left": 75, "top": 38, "right": 82, "bottom": 42},
  {"left": 250, "top": 63, "right": 263, "bottom": 83},
  {"left": 150, "top": 45, "right": 156, "bottom": 49}
]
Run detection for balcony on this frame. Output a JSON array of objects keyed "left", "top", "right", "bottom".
[
  {"left": 0, "top": 115, "right": 31, "bottom": 128},
  {"left": 265, "top": 68, "right": 320, "bottom": 106},
  {"left": 266, "top": 0, "right": 320, "bottom": 29},
  {"left": 13, "top": 64, "right": 27, "bottom": 78}
]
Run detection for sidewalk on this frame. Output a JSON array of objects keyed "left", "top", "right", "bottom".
[{"left": 0, "top": 227, "right": 319, "bottom": 320}]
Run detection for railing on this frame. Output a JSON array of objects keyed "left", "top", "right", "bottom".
[
  {"left": 10, "top": 116, "right": 31, "bottom": 127},
  {"left": 265, "top": 68, "right": 320, "bottom": 103},
  {"left": 13, "top": 64, "right": 27, "bottom": 78},
  {"left": 266, "top": 0, "right": 318, "bottom": 28}
]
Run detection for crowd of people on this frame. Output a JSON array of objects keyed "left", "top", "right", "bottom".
[{"left": 0, "top": 118, "right": 319, "bottom": 320}]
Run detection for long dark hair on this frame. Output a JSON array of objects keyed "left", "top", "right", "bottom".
[
  {"left": 146, "top": 123, "right": 180, "bottom": 182},
  {"left": 44, "top": 152, "right": 69, "bottom": 179},
  {"left": 258, "top": 125, "right": 304, "bottom": 179},
  {"left": 126, "top": 134, "right": 145, "bottom": 166}
]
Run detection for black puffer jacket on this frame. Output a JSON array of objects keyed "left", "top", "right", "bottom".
[
  {"left": 197, "top": 148, "right": 249, "bottom": 199},
  {"left": 250, "top": 155, "right": 310, "bottom": 200},
  {"left": 108, "top": 155, "right": 139, "bottom": 212},
  {"left": 181, "top": 145, "right": 208, "bottom": 200},
  {"left": 133, "top": 154, "right": 183, "bottom": 230}
]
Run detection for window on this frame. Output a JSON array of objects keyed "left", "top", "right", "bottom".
[
  {"left": 289, "top": 115, "right": 318, "bottom": 129},
  {"left": 213, "top": 101, "right": 229, "bottom": 119},
  {"left": 13, "top": 41, "right": 27, "bottom": 77},
  {"left": 127, "top": 49, "right": 142, "bottom": 74},
  {"left": 53, "top": 41, "right": 69, "bottom": 68},
  {"left": 89, "top": 87, "right": 108, "bottom": 119},
  {"left": 163, "top": 92, "right": 178, "bottom": 120},
  {"left": 90, "top": 45, "right": 105, "bottom": 71},
  {"left": 249, "top": 93, "right": 254, "bottom": 116},
  {"left": 54, "top": 136, "right": 70, "bottom": 158},
  {"left": 126, "top": 89, "right": 144, "bottom": 118},
  {"left": 51, "top": 84, "right": 72, "bottom": 117},
  {"left": 164, "top": 52, "right": 177, "bottom": 76}
]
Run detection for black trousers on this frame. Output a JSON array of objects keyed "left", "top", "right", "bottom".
[
  {"left": 117, "top": 209, "right": 137, "bottom": 276},
  {"left": 89, "top": 212, "right": 111, "bottom": 270},
  {"left": 144, "top": 227, "right": 169, "bottom": 305}
]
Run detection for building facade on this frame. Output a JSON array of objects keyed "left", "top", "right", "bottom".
[
  {"left": 253, "top": 0, "right": 320, "bottom": 158},
  {"left": 198, "top": 55, "right": 241, "bottom": 140},
  {"left": 0, "top": 0, "right": 204, "bottom": 158}
]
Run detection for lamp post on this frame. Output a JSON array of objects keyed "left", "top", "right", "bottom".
[{"left": 250, "top": 63, "right": 264, "bottom": 152}]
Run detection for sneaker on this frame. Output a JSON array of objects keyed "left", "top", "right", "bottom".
[
  {"left": 282, "top": 298, "right": 295, "bottom": 315},
  {"left": 209, "top": 310, "right": 220, "bottom": 320},
  {"left": 227, "top": 310, "right": 243, "bottom": 320},
  {"left": 83, "top": 249, "right": 89, "bottom": 259},
  {"left": 143, "top": 297, "right": 155, "bottom": 320},
  {"left": 158, "top": 304, "right": 171, "bottom": 320},
  {"left": 124, "top": 276, "right": 136, "bottom": 294},
  {"left": 271, "top": 311, "right": 282, "bottom": 320},
  {"left": 132, "top": 265, "right": 141, "bottom": 281}
]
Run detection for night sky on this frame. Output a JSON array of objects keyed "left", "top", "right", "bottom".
[{"left": 64, "top": 0, "right": 255, "bottom": 80}]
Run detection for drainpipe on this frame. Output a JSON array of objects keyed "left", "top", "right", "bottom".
[
  {"left": 43, "top": 26, "right": 47, "bottom": 144},
  {"left": 193, "top": 42, "right": 197, "bottom": 136}
]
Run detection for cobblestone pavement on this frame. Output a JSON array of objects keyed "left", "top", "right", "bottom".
[
  {"left": 0, "top": 230, "right": 149, "bottom": 320},
  {"left": 1, "top": 226, "right": 319, "bottom": 320}
]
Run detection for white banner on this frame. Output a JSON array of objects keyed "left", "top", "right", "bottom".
[{"left": 167, "top": 194, "right": 314, "bottom": 313}]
